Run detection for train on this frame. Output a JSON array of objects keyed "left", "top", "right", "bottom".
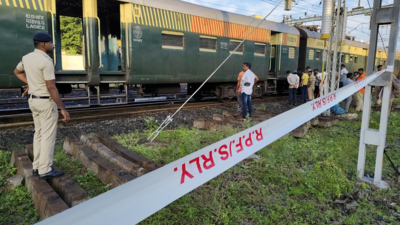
[{"left": 0, "top": 0, "right": 399, "bottom": 105}]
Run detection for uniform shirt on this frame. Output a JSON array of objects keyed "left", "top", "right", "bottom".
[
  {"left": 287, "top": 73, "right": 299, "bottom": 88},
  {"left": 308, "top": 74, "right": 316, "bottom": 87},
  {"left": 301, "top": 73, "right": 309, "bottom": 86},
  {"left": 16, "top": 49, "right": 55, "bottom": 96},
  {"left": 356, "top": 73, "right": 366, "bottom": 94},
  {"left": 340, "top": 68, "right": 348, "bottom": 82},
  {"left": 237, "top": 71, "right": 258, "bottom": 93},
  {"left": 241, "top": 69, "right": 255, "bottom": 95}
]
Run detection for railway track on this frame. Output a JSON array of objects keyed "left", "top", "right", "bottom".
[{"left": 0, "top": 96, "right": 288, "bottom": 129}]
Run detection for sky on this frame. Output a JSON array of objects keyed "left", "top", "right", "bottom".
[{"left": 182, "top": 0, "right": 399, "bottom": 49}]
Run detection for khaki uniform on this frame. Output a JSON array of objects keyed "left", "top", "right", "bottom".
[
  {"left": 307, "top": 75, "right": 316, "bottom": 100},
  {"left": 16, "top": 49, "right": 58, "bottom": 175}
]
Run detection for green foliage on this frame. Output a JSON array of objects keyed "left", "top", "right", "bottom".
[
  {"left": 60, "top": 16, "right": 83, "bottom": 54},
  {"left": 0, "top": 151, "right": 39, "bottom": 224},
  {"left": 144, "top": 117, "right": 158, "bottom": 131},
  {"left": 304, "top": 156, "right": 353, "bottom": 199},
  {"left": 0, "top": 186, "right": 40, "bottom": 224},
  {"left": 74, "top": 170, "right": 111, "bottom": 198},
  {"left": 0, "top": 151, "right": 16, "bottom": 186},
  {"left": 53, "top": 143, "right": 108, "bottom": 198}
]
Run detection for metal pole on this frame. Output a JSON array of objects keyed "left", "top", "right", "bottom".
[{"left": 330, "top": 0, "right": 342, "bottom": 93}]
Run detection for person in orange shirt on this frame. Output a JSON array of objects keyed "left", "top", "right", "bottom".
[
  {"left": 235, "top": 67, "right": 259, "bottom": 116},
  {"left": 354, "top": 68, "right": 366, "bottom": 111}
]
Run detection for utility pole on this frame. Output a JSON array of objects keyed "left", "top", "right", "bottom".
[{"left": 357, "top": 0, "right": 399, "bottom": 189}]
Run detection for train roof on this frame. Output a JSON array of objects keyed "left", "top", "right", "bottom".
[
  {"left": 296, "top": 27, "right": 321, "bottom": 39},
  {"left": 119, "top": 0, "right": 300, "bottom": 35}
]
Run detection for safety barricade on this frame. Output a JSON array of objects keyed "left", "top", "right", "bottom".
[{"left": 36, "top": 70, "right": 386, "bottom": 225}]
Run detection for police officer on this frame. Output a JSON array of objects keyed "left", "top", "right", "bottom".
[{"left": 13, "top": 32, "right": 70, "bottom": 180}]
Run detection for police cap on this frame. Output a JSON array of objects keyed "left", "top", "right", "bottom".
[{"left": 33, "top": 32, "right": 52, "bottom": 42}]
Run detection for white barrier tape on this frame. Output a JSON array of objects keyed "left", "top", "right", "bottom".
[{"left": 36, "top": 70, "right": 385, "bottom": 225}]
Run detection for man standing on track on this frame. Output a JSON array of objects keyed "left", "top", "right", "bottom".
[
  {"left": 287, "top": 70, "right": 299, "bottom": 106},
  {"left": 300, "top": 69, "right": 309, "bottom": 103},
  {"left": 13, "top": 32, "right": 70, "bottom": 180},
  {"left": 307, "top": 70, "right": 315, "bottom": 101},
  {"left": 235, "top": 65, "right": 258, "bottom": 117},
  {"left": 354, "top": 68, "right": 366, "bottom": 112},
  {"left": 339, "top": 64, "right": 348, "bottom": 88},
  {"left": 314, "top": 69, "right": 321, "bottom": 98},
  {"left": 240, "top": 62, "right": 256, "bottom": 120}
]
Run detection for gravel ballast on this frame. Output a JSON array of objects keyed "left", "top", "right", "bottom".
[{"left": 0, "top": 101, "right": 291, "bottom": 149}]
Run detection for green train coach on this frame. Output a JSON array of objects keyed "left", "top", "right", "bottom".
[{"left": 0, "top": 0, "right": 399, "bottom": 104}]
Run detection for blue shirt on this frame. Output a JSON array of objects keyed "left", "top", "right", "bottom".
[{"left": 343, "top": 78, "right": 354, "bottom": 86}]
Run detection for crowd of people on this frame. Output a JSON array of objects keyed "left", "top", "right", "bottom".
[
  {"left": 233, "top": 62, "right": 395, "bottom": 120},
  {"left": 286, "top": 64, "right": 398, "bottom": 113}
]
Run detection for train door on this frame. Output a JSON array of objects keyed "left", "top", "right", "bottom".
[
  {"left": 298, "top": 35, "right": 307, "bottom": 71},
  {"left": 269, "top": 45, "right": 276, "bottom": 75}
]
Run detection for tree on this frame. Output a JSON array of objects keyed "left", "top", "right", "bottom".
[{"left": 60, "top": 16, "right": 83, "bottom": 55}]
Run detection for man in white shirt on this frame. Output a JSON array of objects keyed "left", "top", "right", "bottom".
[
  {"left": 287, "top": 70, "right": 299, "bottom": 105},
  {"left": 339, "top": 64, "right": 348, "bottom": 88},
  {"left": 241, "top": 62, "right": 255, "bottom": 120}
]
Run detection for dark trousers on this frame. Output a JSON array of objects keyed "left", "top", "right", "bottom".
[
  {"left": 289, "top": 88, "right": 297, "bottom": 104},
  {"left": 241, "top": 93, "right": 253, "bottom": 119},
  {"left": 315, "top": 86, "right": 319, "bottom": 98},
  {"left": 339, "top": 82, "right": 343, "bottom": 88},
  {"left": 301, "top": 85, "right": 308, "bottom": 102}
]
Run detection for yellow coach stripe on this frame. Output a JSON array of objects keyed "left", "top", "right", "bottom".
[
  {"left": 146, "top": 7, "right": 152, "bottom": 26},
  {"left": 12, "top": 0, "right": 16, "bottom": 6},
  {"left": 5, "top": 0, "right": 10, "bottom": 6},
  {"left": 155, "top": 8, "right": 160, "bottom": 27},
  {"left": 18, "top": 0, "right": 23, "bottom": 8},
  {"left": 157, "top": 9, "right": 164, "bottom": 28},
  {"left": 150, "top": 7, "right": 155, "bottom": 27},
  {"left": 137, "top": 5, "right": 143, "bottom": 25},
  {"left": 31, "top": 0, "right": 37, "bottom": 9},
  {"left": 181, "top": 13, "right": 186, "bottom": 31},
  {"left": 166, "top": 10, "right": 171, "bottom": 29},
  {"left": 141, "top": 6, "right": 148, "bottom": 25},
  {"left": 170, "top": 11, "right": 175, "bottom": 29},
  {"left": 176, "top": 13, "right": 181, "bottom": 30},
  {"left": 37, "top": 0, "right": 42, "bottom": 10},
  {"left": 163, "top": 10, "right": 168, "bottom": 29},
  {"left": 24, "top": 0, "right": 30, "bottom": 8},
  {"left": 131, "top": 4, "right": 136, "bottom": 24},
  {"left": 144, "top": 6, "right": 149, "bottom": 26}
]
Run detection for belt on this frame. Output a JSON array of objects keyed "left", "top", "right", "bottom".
[{"left": 28, "top": 94, "right": 50, "bottom": 99}]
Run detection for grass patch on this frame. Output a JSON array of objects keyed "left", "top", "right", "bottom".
[{"left": 113, "top": 111, "right": 400, "bottom": 224}]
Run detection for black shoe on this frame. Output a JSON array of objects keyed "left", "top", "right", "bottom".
[
  {"left": 293, "top": 103, "right": 297, "bottom": 106},
  {"left": 32, "top": 169, "right": 38, "bottom": 176},
  {"left": 39, "top": 170, "right": 64, "bottom": 180}
]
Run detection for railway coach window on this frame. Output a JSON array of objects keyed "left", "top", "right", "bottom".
[
  {"left": 288, "top": 47, "right": 295, "bottom": 59},
  {"left": 345, "top": 55, "right": 349, "bottom": 63},
  {"left": 316, "top": 51, "right": 321, "bottom": 60},
  {"left": 254, "top": 43, "right": 266, "bottom": 56},
  {"left": 354, "top": 56, "right": 358, "bottom": 63},
  {"left": 350, "top": 55, "right": 353, "bottom": 63},
  {"left": 162, "top": 31, "right": 184, "bottom": 50},
  {"left": 229, "top": 40, "right": 244, "bottom": 54},
  {"left": 199, "top": 35, "right": 217, "bottom": 52},
  {"left": 309, "top": 50, "right": 314, "bottom": 60}
]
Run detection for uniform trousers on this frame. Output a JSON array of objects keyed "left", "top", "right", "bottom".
[
  {"left": 28, "top": 97, "right": 58, "bottom": 174},
  {"left": 307, "top": 86, "right": 315, "bottom": 100},
  {"left": 354, "top": 91, "right": 364, "bottom": 112}
]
